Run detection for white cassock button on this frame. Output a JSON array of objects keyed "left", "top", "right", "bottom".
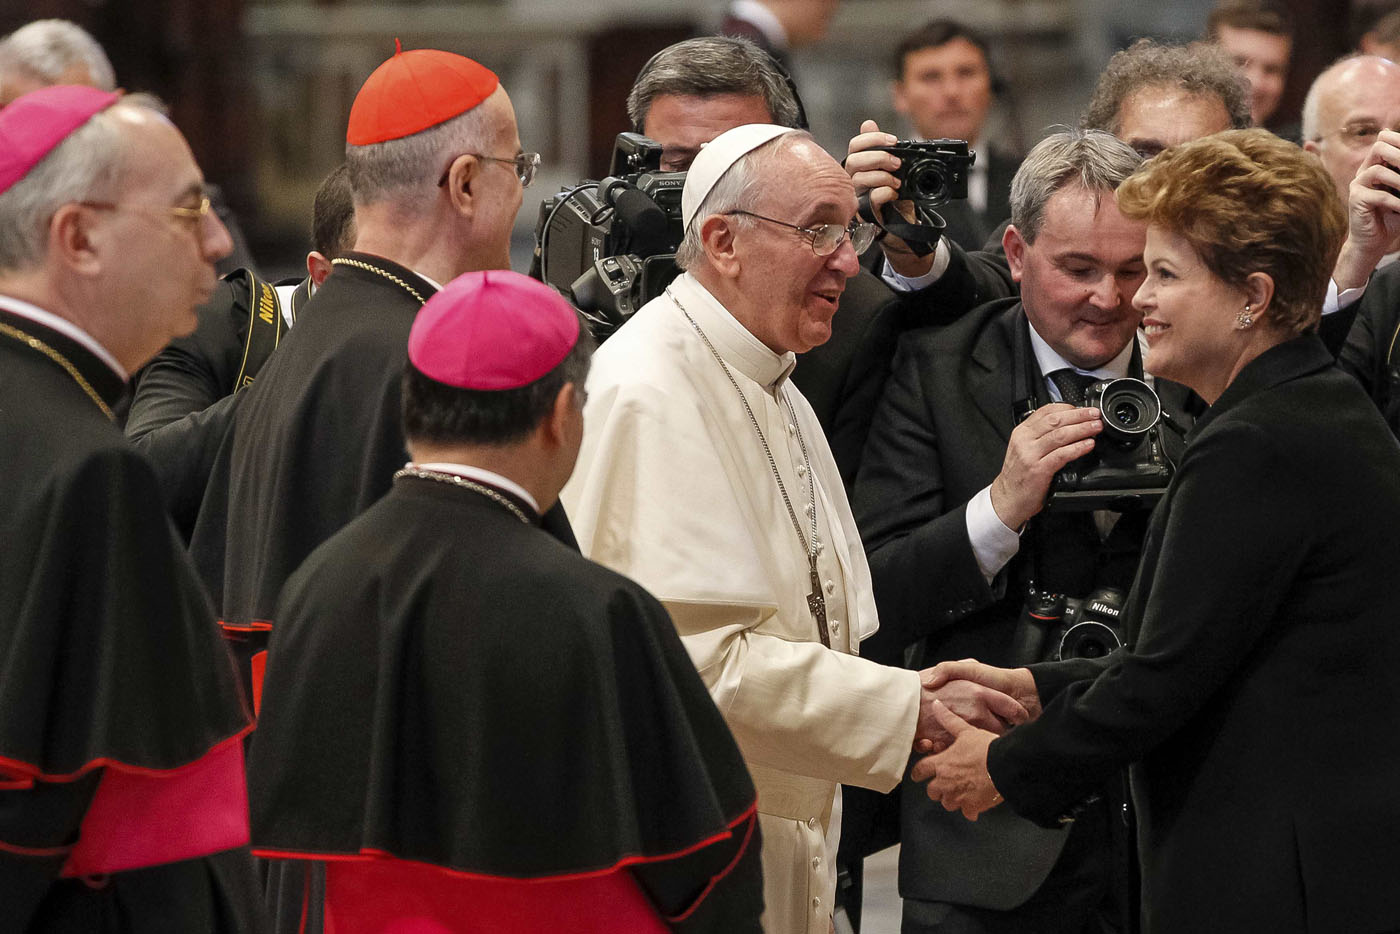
[
  {"left": 816, "top": 542, "right": 825, "bottom": 556},
  {"left": 807, "top": 816, "right": 819, "bottom": 830},
  {"left": 812, "top": 856, "right": 821, "bottom": 870},
  {"left": 804, "top": 502, "right": 815, "bottom": 517},
  {"left": 812, "top": 896, "right": 822, "bottom": 911},
  {"left": 796, "top": 463, "right": 807, "bottom": 477},
  {"left": 824, "top": 579, "right": 835, "bottom": 595},
  {"left": 830, "top": 620, "right": 840, "bottom": 636},
  {"left": 788, "top": 423, "right": 797, "bottom": 436}
]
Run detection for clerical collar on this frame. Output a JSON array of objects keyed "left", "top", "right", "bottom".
[
  {"left": 670, "top": 273, "right": 796, "bottom": 394},
  {"left": 731, "top": 0, "right": 788, "bottom": 50},
  {"left": 411, "top": 462, "right": 540, "bottom": 514},
  {"left": 0, "top": 293, "right": 127, "bottom": 380},
  {"left": 1027, "top": 319, "right": 1132, "bottom": 389}
]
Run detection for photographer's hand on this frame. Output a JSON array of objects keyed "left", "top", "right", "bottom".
[
  {"left": 990, "top": 403, "right": 1101, "bottom": 531},
  {"left": 845, "top": 119, "right": 936, "bottom": 278},
  {"left": 1334, "top": 129, "right": 1400, "bottom": 291}
]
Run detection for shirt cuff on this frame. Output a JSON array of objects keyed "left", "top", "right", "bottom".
[
  {"left": 879, "top": 239, "right": 952, "bottom": 292},
  {"left": 1324, "top": 276, "right": 1366, "bottom": 315},
  {"left": 966, "top": 485, "right": 1021, "bottom": 583}
]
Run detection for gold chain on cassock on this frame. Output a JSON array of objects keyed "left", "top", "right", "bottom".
[
  {"left": 0, "top": 321, "right": 115, "bottom": 421},
  {"left": 330, "top": 257, "right": 428, "bottom": 305},
  {"left": 394, "top": 467, "right": 532, "bottom": 524},
  {"left": 668, "top": 289, "right": 831, "bottom": 648}
]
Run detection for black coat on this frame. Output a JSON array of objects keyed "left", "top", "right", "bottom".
[
  {"left": 990, "top": 336, "right": 1400, "bottom": 933},
  {"left": 0, "top": 307, "right": 260, "bottom": 932},
  {"left": 852, "top": 299, "right": 1194, "bottom": 911}
]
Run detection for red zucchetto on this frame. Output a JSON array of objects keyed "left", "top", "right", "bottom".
[
  {"left": 408, "top": 270, "right": 580, "bottom": 391},
  {"left": 0, "top": 85, "right": 120, "bottom": 195},
  {"left": 346, "top": 41, "right": 499, "bottom": 146}
]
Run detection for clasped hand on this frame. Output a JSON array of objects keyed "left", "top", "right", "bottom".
[{"left": 912, "top": 660, "right": 1042, "bottom": 820}]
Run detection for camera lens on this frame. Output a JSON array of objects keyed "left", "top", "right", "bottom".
[
  {"left": 904, "top": 160, "right": 950, "bottom": 204},
  {"left": 1057, "top": 621, "right": 1124, "bottom": 661},
  {"left": 1112, "top": 400, "right": 1142, "bottom": 428},
  {"left": 1090, "top": 378, "right": 1160, "bottom": 442}
]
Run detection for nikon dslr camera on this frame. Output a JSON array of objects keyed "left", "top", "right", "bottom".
[
  {"left": 1010, "top": 587, "right": 1127, "bottom": 664},
  {"left": 1019, "top": 377, "right": 1174, "bottom": 512}
]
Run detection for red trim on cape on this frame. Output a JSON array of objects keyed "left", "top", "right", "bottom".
[
  {"left": 667, "top": 808, "right": 758, "bottom": 923},
  {"left": 59, "top": 731, "right": 251, "bottom": 877},
  {"left": 252, "top": 797, "right": 759, "bottom": 884},
  {"left": 0, "top": 723, "right": 253, "bottom": 785},
  {"left": 218, "top": 619, "right": 274, "bottom": 633},
  {"left": 0, "top": 837, "right": 73, "bottom": 858}
]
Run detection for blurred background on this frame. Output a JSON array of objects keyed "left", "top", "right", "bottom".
[{"left": 0, "top": 0, "right": 1375, "bottom": 275}]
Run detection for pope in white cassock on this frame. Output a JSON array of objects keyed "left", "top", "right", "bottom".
[{"left": 562, "top": 124, "right": 1027, "bottom": 934}]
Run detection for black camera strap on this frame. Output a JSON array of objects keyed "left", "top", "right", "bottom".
[{"left": 856, "top": 193, "right": 944, "bottom": 258}]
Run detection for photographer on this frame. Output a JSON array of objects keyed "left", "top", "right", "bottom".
[{"left": 851, "top": 129, "right": 1198, "bottom": 933}]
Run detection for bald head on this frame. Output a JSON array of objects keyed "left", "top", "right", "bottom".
[{"left": 1302, "top": 55, "right": 1400, "bottom": 200}]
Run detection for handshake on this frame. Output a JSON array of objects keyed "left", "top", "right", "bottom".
[{"left": 914, "top": 660, "right": 1042, "bottom": 821}]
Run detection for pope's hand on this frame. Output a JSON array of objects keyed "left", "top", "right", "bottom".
[
  {"left": 911, "top": 700, "right": 1002, "bottom": 820},
  {"left": 915, "top": 672, "right": 1027, "bottom": 754}
]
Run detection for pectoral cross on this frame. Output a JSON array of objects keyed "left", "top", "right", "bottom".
[{"left": 809, "top": 559, "right": 830, "bottom": 648}]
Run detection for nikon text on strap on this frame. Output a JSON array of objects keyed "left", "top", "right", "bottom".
[{"left": 232, "top": 268, "right": 290, "bottom": 392}]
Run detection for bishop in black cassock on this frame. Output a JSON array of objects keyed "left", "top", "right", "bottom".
[
  {"left": 247, "top": 270, "right": 763, "bottom": 932},
  {"left": 0, "top": 86, "right": 260, "bottom": 932}
]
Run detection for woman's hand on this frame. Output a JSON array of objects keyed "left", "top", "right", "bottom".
[{"left": 910, "top": 700, "right": 1003, "bottom": 820}]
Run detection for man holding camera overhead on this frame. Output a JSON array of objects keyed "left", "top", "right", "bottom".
[{"left": 852, "top": 128, "right": 1199, "bottom": 934}]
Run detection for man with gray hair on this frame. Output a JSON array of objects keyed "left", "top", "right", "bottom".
[
  {"left": 0, "top": 18, "right": 115, "bottom": 105},
  {"left": 202, "top": 45, "right": 566, "bottom": 734},
  {"left": 853, "top": 128, "right": 1195, "bottom": 933},
  {"left": 563, "top": 123, "right": 1029, "bottom": 934},
  {"left": 0, "top": 17, "right": 256, "bottom": 274},
  {"left": 0, "top": 85, "right": 261, "bottom": 929}
]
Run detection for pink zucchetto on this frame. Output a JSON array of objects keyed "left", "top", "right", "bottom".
[
  {"left": 408, "top": 270, "right": 580, "bottom": 390},
  {"left": 0, "top": 85, "right": 121, "bottom": 195}
]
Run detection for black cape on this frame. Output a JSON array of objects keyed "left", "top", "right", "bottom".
[
  {"left": 191, "top": 253, "right": 578, "bottom": 683},
  {"left": 0, "top": 307, "right": 260, "bottom": 932},
  {"left": 248, "top": 476, "right": 763, "bottom": 932}
]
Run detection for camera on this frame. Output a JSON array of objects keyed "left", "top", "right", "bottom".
[
  {"left": 876, "top": 139, "right": 975, "bottom": 206},
  {"left": 1020, "top": 377, "right": 1174, "bottom": 512},
  {"left": 1009, "top": 587, "right": 1127, "bottom": 664},
  {"left": 532, "top": 133, "right": 685, "bottom": 339}
]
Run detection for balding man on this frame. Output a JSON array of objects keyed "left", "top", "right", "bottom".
[
  {"left": 563, "top": 124, "right": 1028, "bottom": 934},
  {"left": 0, "top": 86, "right": 259, "bottom": 930}
]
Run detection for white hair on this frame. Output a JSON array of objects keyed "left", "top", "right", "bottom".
[
  {"left": 0, "top": 94, "right": 163, "bottom": 273},
  {"left": 0, "top": 20, "right": 117, "bottom": 95},
  {"left": 674, "top": 130, "right": 807, "bottom": 270}
]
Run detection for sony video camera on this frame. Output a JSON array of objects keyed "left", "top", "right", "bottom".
[
  {"left": 533, "top": 133, "right": 685, "bottom": 339},
  {"left": 1010, "top": 586, "right": 1127, "bottom": 665},
  {"left": 1020, "top": 377, "right": 1174, "bottom": 512},
  {"left": 876, "top": 139, "right": 975, "bottom": 206}
]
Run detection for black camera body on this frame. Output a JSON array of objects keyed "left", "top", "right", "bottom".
[
  {"left": 533, "top": 133, "right": 685, "bottom": 338},
  {"left": 876, "top": 139, "right": 975, "bottom": 206},
  {"left": 1020, "top": 377, "right": 1174, "bottom": 512},
  {"left": 1010, "top": 586, "right": 1127, "bottom": 664}
]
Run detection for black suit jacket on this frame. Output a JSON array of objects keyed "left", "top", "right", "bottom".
[
  {"left": 1339, "top": 259, "right": 1400, "bottom": 438},
  {"left": 852, "top": 299, "right": 1193, "bottom": 910},
  {"left": 991, "top": 336, "right": 1400, "bottom": 933}
]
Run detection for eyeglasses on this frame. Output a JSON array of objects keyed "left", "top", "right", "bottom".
[
  {"left": 78, "top": 193, "right": 214, "bottom": 225},
  {"left": 437, "top": 151, "right": 541, "bottom": 189},
  {"left": 1313, "top": 121, "right": 1400, "bottom": 150},
  {"left": 724, "top": 210, "right": 877, "bottom": 257}
]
